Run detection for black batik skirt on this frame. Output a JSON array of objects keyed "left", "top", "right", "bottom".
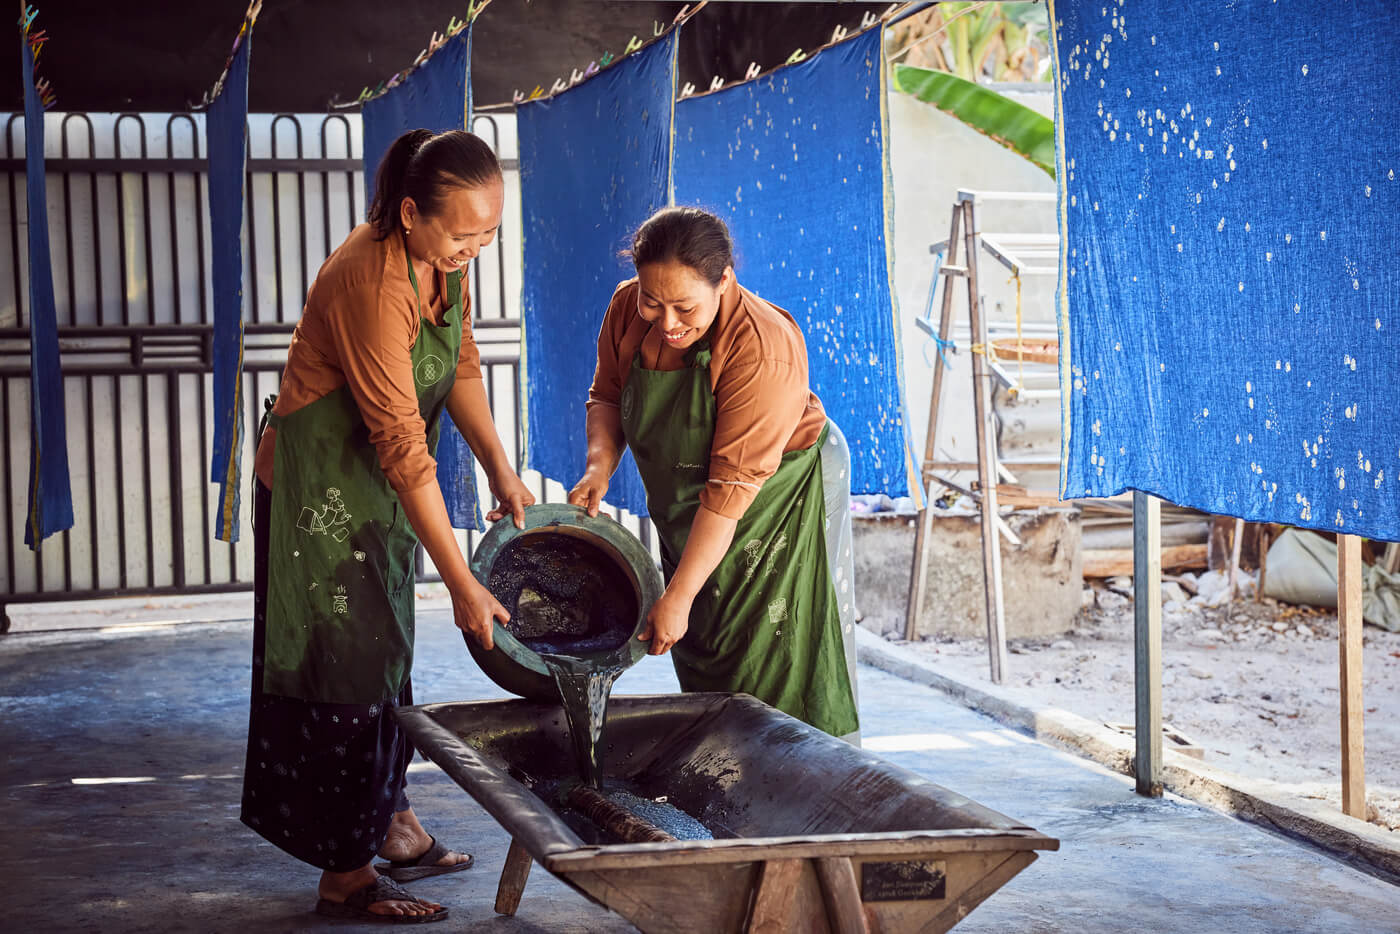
[{"left": 240, "top": 479, "right": 414, "bottom": 872}]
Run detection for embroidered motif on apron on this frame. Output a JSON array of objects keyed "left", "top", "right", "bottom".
[
  {"left": 261, "top": 253, "right": 471, "bottom": 704},
  {"left": 620, "top": 338, "right": 859, "bottom": 736}
]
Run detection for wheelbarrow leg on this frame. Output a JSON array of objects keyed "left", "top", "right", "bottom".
[
  {"left": 746, "top": 859, "right": 803, "bottom": 933},
  {"left": 494, "top": 837, "right": 533, "bottom": 916},
  {"left": 814, "top": 857, "right": 872, "bottom": 934}
]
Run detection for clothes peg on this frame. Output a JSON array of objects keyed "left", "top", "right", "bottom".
[
  {"left": 674, "top": 4, "right": 693, "bottom": 24},
  {"left": 513, "top": 89, "right": 525, "bottom": 104},
  {"left": 860, "top": 11, "right": 878, "bottom": 28},
  {"left": 785, "top": 48, "right": 806, "bottom": 64},
  {"left": 624, "top": 35, "right": 643, "bottom": 54},
  {"left": 653, "top": 20, "right": 666, "bottom": 37},
  {"left": 528, "top": 85, "right": 544, "bottom": 100},
  {"left": 549, "top": 77, "right": 568, "bottom": 94},
  {"left": 680, "top": 81, "right": 696, "bottom": 98},
  {"left": 600, "top": 51, "right": 615, "bottom": 67},
  {"left": 830, "top": 25, "right": 848, "bottom": 43},
  {"left": 744, "top": 61, "right": 761, "bottom": 80},
  {"left": 709, "top": 75, "right": 724, "bottom": 92},
  {"left": 19, "top": 5, "right": 38, "bottom": 29},
  {"left": 569, "top": 68, "right": 585, "bottom": 86},
  {"left": 584, "top": 61, "right": 599, "bottom": 77},
  {"left": 446, "top": 15, "right": 463, "bottom": 34}
]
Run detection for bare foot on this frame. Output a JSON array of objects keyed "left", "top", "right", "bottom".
[
  {"left": 378, "top": 807, "right": 472, "bottom": 868},
  {"left": 318, "top": 864, "right": 443, "bottom": 918}
]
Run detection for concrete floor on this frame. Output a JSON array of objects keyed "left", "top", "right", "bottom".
[{"left": 2, "top": 611, "right": 1399, "bottom": 933}]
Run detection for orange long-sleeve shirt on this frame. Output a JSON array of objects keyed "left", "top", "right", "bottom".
[
  {"left": 254, "top": 223, "right": 482, "bottom": 492},
  {"left": 587, "top": 277, "right": 827, "bottom": 519}
]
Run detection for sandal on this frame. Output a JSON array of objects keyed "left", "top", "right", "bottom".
[
  {"left": 375, "top": 835, "right": 474, "bottom": 883},
  {"left": 314, "top": 875, "right": 448, "bottom": 924}
]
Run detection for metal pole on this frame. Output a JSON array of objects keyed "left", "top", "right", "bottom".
[
  {"left": 904, "top": 205, "right": 962, "bottom": 641},
  {"left": 1133, "top": 490, "right": 1163, "bottom": 797},
  {"left": 963, "top": 199, "right": 1008, "bottom": 683}
]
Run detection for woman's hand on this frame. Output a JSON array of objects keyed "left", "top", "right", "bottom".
[
  {"left": 567, "top": 468, "right": 611, "bottom": 517},
  {"left": 638, "top": 586, "right": 692, "bottom": 656},
  {"left": 452, "top": 578, "right": 508, "bottom": 650},
  {"left": 485, "top": 470, "right": 535, "bottom": 529}
]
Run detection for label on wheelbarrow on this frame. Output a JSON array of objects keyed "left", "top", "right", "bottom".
[{"left": 859, "top": 860, "right": 947, "bottom": 901}]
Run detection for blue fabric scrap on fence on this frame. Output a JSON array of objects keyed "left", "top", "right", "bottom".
[
  {"left": 1051, "top": 0, "right": 1400, "bottom": 541},
  {"left": 21, "top": 35, "right": 73, "bottom": 549},
  {"left": 362, "top": 26, "right": 481, "bottom": 530},
  {"left": 519, "top": 31, "right": 679, "bottom": 516},
  {"left": 362, "top": 28, "right": 471, "bottom": 206},
  {"left": 207, "top": 32, "right": 251, "bottom": 542},
  {"left": 674, "top": 29, "right": 921, "bottom": 501}
]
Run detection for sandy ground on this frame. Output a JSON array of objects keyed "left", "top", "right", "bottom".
[{"left": 905, "top": 571, "right": 1400, "bottom": 834}]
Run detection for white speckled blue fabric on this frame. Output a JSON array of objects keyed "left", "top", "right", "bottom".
[{"left": 1051, "top": 0, "right": 1399, "bottom": 540}]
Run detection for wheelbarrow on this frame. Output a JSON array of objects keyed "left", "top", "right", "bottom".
[{"left": 395, "top": 692, "right": 1058, "bottom": 932}]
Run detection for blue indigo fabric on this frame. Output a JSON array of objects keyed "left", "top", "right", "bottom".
[
  {"left": 1051, "top": 0, "right": 1400, "bottom": 540},
  {"left": 21, "top": 36, "right": 72, "bottom": 549},
  {"left": 361, "top": 28, "right": 471, "bottom": 205},
  {"left": 362, "top": 28, "right": 481, "bottom": 529},
  {"left": 673, "top": 29, "right": 920, "bottom": 500},
  {"left": 207, "top": 33, "right": 251, "bottom": 542},
  {"left": 519, "top": 32, "right": 679, "bottom": 516}
]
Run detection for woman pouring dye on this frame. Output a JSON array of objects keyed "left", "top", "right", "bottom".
[
  {"left": 241, "top": 129, "right": 533, "bottom": 924},
  {"left": 568, "top": 207, "right": 860, "bottom": 743}
]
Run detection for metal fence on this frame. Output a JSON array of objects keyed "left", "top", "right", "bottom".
[{"left": 0, "top": 110, "right": 648, "bottom": 609}]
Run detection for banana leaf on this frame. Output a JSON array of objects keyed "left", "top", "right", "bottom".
[{"left": 893, "top": 63, "right": 1056, "bottom": 179}]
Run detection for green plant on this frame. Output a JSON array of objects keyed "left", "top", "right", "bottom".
[{"left": 893, "top": 63, "right": 1056, "bottom": 178}]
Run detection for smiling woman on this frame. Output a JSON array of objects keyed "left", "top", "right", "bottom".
[
  {"left": 569, "top": 206, "right": 861, "bottom": 744},
  {"left": 241, "top": 128, "right": 533, "bottom": 924}
]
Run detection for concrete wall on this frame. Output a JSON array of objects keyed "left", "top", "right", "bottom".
[
  {"left": 887, "top": 84, "right": 1061, "bottom": 496},
  {"left": 852, "top": 507, "right": 1082, "bottom": 641}
]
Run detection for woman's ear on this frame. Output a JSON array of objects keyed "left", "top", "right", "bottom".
[
  {"left": 398, "top": 196, "right": 417, "bottom": 233},
  {"left": 720, "top": 265, "right": 736, "bottom": 292}
]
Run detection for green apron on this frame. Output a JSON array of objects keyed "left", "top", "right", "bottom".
[
  {"left": 262, "top": 254, "right": 463, "bottom": 704},
  {"left": 620, "top": 339, "right": 859, "bottom": 736}
]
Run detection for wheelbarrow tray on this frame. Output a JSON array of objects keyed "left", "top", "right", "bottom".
[{"left": 396, "top": 692, "right": 1058, "bottom": 933}]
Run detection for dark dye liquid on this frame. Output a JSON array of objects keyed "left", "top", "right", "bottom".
[
  {"left": 541, "top": 654, "right": 625, "bottom": 789},
  {"left": 486, "top": 534, "right": 640, "bottom": 788}
]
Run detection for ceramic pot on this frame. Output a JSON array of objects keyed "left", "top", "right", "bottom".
[{"left": 465, "top": 503, "right": 663, "bottom": 699}]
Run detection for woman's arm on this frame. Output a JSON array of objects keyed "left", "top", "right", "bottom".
[
  {"left": 445, "top": 377, "right": 534, "bottom": 527},
  {"left": 638, "top": 505, "right": 738, "bottom": 655},
  {"left": 567, "top": 404, "right": 626, "bottom": 516}
]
